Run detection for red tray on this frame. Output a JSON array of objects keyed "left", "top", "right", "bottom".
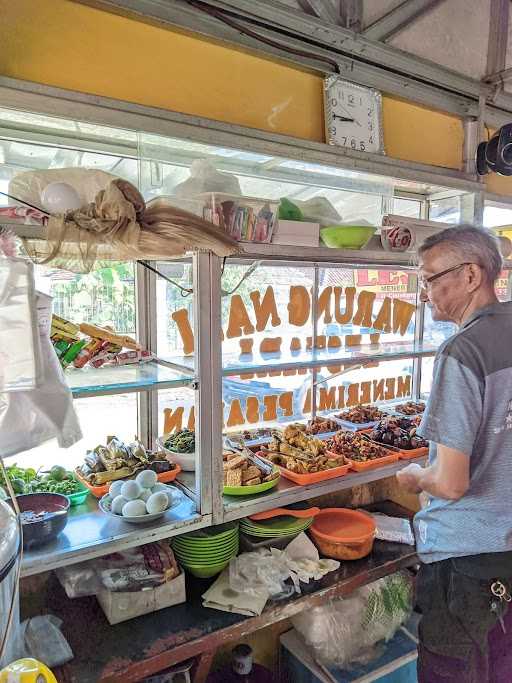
[
  {"left": 257, "top": 452, "right": 350, "bottom": 486},
  {"left": 75, "top": 464, "right": 181, "bottom": 498}
]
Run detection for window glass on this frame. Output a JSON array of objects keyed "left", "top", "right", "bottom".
[
  {"left": 5, "top": 393, "right": 138, "bottom": 470},
  {"left": 155, "top": 261, "right": 194, "bottom": 362}
]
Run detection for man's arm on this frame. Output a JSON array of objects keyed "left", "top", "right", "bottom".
[{"left": 396, "top": 444, "right": 470, "bottom": 500}]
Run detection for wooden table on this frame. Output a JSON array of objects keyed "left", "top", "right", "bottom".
[{"left": 51, "top": 538, "right": 418, "bottom": 683}]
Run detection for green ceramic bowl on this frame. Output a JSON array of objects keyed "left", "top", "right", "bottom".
[
  {"left": 172, "top": 533, "right": 238, "bottom": 549},
  {"left": 173, "top": 547, "right": 238, "bottom": 563},
  {"left": 320, "top": 225, "right": 376, "bottom": 249},
  {"left": 173, "top": 540, "right": 239, "bottom": 557}
]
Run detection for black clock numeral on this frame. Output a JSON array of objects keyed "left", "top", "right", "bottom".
[
  {"left": 369, "top": 123, "right": 373, "bottom": 131},
  {"left": 360, "top": 141, "right": 366, "bottom": 151},
  {"left": 348, "top": 95, "right": 355, "bottom": 105},
  {"left": 331, "top": 98, "right": 338, "bottom": 107},
  {"left": 369, "top": 136, "right": 374, "bottom": 144},
  {"left": 368, "top": 109, "right": 374, "bottom": 117},
  {"left": 330, "top": 126, "right": 336, "bottom": 137},
  {"left": 351, "top": 138, "right": 357, "bottom": 149},
  {"left": 341, "top": 136, "right": 347, "bottom": 145}
]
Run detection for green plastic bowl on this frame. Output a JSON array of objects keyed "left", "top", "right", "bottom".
[
  {"left": 67, "top": 476, "right": 90, "bottom": 506},
  {"left": 320, "top": 225, "right": 376, "bottom": 249}
]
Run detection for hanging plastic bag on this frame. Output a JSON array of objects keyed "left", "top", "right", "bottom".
[
  {"left": 172, "top": 159, "right": 241, "bottom": 198},
  {"left": 0, "top": 290, "right": 82, "bottom": 456}
]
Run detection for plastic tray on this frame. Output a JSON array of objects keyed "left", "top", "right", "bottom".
[
  {"left": 329, "top": 414, "right": 382, "bottom": 431},
  {"left": 223, "top": 466, "right": 280, "bottom": 496},
  {"left": 258, "top": 453, "right": 350, "bottom": 486},
  {"left": 347, "top": 451, "right": 399, "bottom": 471},
  {"left": 75, "top": 464, "right": 182, "bottom": 499},
  {"left": 397, "top": 446, "right": 429, "bottom": 460}
]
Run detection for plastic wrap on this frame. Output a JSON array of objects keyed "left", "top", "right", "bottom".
[
  {"left": 56, "top": 541, "right": 180, "bottom": 598},
  {"left": 173, "top": 159, "right": 241, "bottom": 197},
  {"left": 292, "top": 571, "right": 413, "bottom": 669},
  {"left": 372, "top": 513, "right": 415, "bottom": 545}
]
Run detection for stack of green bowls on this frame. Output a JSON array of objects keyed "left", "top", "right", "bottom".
[
  {"left": 171, "top": 522, "right": 239, "bottom": 578},
  {"left": 240, "top": 515, "right": 313, "bottom": 539}
]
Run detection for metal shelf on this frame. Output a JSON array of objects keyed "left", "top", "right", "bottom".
[
  {"left": 237, "top": 242, "right": 419, "bottom": 265},
  {"left": 67, "top": 360, "right": 195, "bottom": 398},
  {"left": 222, "top": 457, "right": 426, "bottom": 522},
  {"left": 21, "top": 492, "right": 211, "bottom": 577},
  {"left": 220, "top": 341, "right": 437, "bottom": 376}
]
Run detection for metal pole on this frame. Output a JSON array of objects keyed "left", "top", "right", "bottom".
[{"left": 136, "top": 261, "right": 158, "bottom": 449}]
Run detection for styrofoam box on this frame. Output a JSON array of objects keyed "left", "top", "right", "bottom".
[
  {"left": 96, "top": 571, "right": 186, "bottom": 625},
  {"left": 272, "top": 220, "right": 320, "bottom": 247},
  {"left": 279, "top": 625, "right": 418, "bottom": 683}
]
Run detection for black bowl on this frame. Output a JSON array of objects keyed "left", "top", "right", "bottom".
[{"left": 9, "top": 493, "right": 70, "bottom": 548}]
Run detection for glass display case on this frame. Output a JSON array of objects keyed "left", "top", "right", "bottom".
[{"left": 0, "top": 101, "right": 509, "bottom": 573}]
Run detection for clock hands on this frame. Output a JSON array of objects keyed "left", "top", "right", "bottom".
[{"left": 333, "top": 114, "right": 354, "bottom": 123}]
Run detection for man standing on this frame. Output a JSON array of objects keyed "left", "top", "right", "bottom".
[{"left": 396, "top": 225, "right": 512, "bottom": 682}]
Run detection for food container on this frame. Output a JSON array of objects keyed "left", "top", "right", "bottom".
[
  {"left": 66, "top": 476, "right": 90, "bottom": 506},
  {"left": 347, "top": 450, "right": 399, "bottom": 471},
  {"left": 200, "top": 192, "right": 279, "bottom": 244},
  {"left": 260, "top": 454, "right": 350, "bottom": 486},
  {"left": 309, "top": 508, "right": 376, "bottom": 561},
  {"left": 96, "top": 571, "right": 186, "bottom": 624},
  {"left": 330, "top": 415, "right": 381, "bottom": 431},
  {"left": 156, "top": 436, "right": 195, "bottom": 471},
  {"left": 75, "top": 465, "right": 181, "bottom": 499},
  {"left": 223, "top": 466, "right": 280, "bottom": 496},
  {"left": 397, "top": 446, "right": 429, "bottom": 460},
  {"left": 10, "top": 493, "right": 70, "bottom": 548},
  {"left": 320, "top": 225, "right": 376, "bottom": 249},
  {"left": 98, "top": 485, "right": 183, "bottom": 524}
]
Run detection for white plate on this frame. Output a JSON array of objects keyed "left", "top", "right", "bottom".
[{"left": 99, "top": 485, "right": 183, "bottom": 524}]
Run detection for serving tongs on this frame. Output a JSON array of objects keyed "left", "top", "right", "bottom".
[
  {"left": 223, "top": 438, "right": 275, "bottom": 477},
  {"left": 358, "top": 431, "right": 401, "bottom": 453}
]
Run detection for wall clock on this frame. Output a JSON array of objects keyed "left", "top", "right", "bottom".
[{"left": 324, "top": 76, "right": 384, "bottom": 155}]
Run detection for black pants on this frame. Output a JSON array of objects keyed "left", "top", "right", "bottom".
[{"left": 416, "top": 554, "right": 512, "bottom": 665}]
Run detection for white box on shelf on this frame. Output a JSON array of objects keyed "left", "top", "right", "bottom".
[
  {"left": 96, "top": 571, "right": 186, "bottom": 624},
  {"left": 272, "top": 220, "right": 320, "bottom": 247}
]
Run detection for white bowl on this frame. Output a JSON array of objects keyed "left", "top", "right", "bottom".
[
  {"left": 156, "top": 437, "right": 196, "bottom": 472},
  {"left": 99, "top": 485, "right": 182, "bottom": 524}
]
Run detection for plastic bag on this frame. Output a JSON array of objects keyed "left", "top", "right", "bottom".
[
  {"left": 372, "top": 513, "right": 415, "bottom": 545},
  {"left": 172, "top": 159, "right": 241, "bottom": 197},
  {"left": 292, "top": 571, "right": 413, "bottom": 669},
  {"left": 17, "top": 615, "right": 73, "bottom": 668},
  {"left": 9, "top": 168, "right": 117, "bottom": 209},
  {"left": 283, "top": 197, "right": 342, "bottom": 226},
  {"left": 56, "top": 542, "right": 180, "bottom": 598}
]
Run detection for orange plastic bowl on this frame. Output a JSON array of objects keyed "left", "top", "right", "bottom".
[{"left": 310, "top": 508, "right": 376, "bottom": 560}]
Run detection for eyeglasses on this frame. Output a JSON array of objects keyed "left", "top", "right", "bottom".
[{"left": 418, "top": 262, "right": 474, "bottom": 290}]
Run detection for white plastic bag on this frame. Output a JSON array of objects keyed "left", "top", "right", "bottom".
[
  {"left": 0, "top": 291, "right": 82, "bottom": 456},
  {"left": 372, "top": 513, "right": 415, "bottom": 545},
  {"left": 292, "top": 571, "right": 413, "bottom": 669},
  {"left": 285, "top": 197, "right": 342, "bottom": 226},
  {"left": 172, "top": 159, "right": 241, "bottom": 197}
]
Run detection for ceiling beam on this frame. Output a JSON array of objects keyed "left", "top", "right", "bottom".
[
  {"left": 485, "top": 0, "right": 510, "bottom": 79},
  {"left": 363, "top": 0, "right": 447, "bottom": 42},
  {"left": 339, "top": 0, "right": 362, "bottom": 32},
  {"left": 297, "top": 0, "right": 338, "bottom": 24}
]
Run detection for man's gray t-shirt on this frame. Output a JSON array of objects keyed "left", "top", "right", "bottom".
[{"left": 414, "top": 301, "right": 512, "bottom": 563}]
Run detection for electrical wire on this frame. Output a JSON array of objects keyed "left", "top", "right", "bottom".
[
  {"left": 0, "top": 190, "right": 50, "bottom": 217},
  {"left": 221, "top": 260, "right": 262, "bottom": 296},
  {"left": 138, "top": 260, "right": 193, "bottom": 296},
  {"left": 186, "top": 0, "right": 341, "bottom": 73}
]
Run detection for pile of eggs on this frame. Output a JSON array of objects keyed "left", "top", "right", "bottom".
[{"left": 109, "top": 470, "right": 179, "bottom": 517}]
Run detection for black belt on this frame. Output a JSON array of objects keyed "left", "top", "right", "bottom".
[{"left": 0, "top": 539, "right": 21, "bottom": 585}]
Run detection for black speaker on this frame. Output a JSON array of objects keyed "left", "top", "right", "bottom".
[{"left": 477, "top": 123, "right": 512, "bottom": 176}]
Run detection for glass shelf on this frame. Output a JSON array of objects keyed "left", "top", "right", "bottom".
[
  {"left": 67, "top": 360, "right": 196, "bottom": 398},
  {"left": 219, "top": 340, "right": 437, "bottom": 377}
]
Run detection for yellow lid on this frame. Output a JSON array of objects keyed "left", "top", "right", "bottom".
[{"left": 0, "top": 658, "right": 58, "bottom": 683}]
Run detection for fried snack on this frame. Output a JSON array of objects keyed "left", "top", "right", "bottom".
[
  {"left": 336, "top": 404, "right": 385, "bottom": 424},
  {"left": 223, "top": 455, "right": 246, "bottom": 471},
  {"left": 395, "top": 401, "right": 426, "bottom": 415},
  {"left": 306, "top": 417, "right": 339, "bottom": 435},
  {"left": 242, "top": 466, "right": 261, "bottom": 482},
  {"left": 325, "top": 431, "right": 389, "bottom": 462},
  {"left": 226, "top": 468, "right": 243, "bottom": 487},
  {"left": 244, "top": 477, "right": 262, "bottom": 486}
]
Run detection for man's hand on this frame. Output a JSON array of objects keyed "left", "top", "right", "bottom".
[{"left": 396, "top": 463, "right": 423, "bottom": 494}]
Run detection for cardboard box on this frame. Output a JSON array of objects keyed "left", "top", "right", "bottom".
[
  {"left": 279, "top": 622, "right": 418, "bottom": 683},
  {"left": 96, "top": 571, "right": 186, "bottom": 624},
  {"left": 272, "top": 220, "right": 320, "bottom": 247}
]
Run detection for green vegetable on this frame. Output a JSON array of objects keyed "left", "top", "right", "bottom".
[
  {"left": 278, "top": 198, "right": 303, "bottom": 222},
  {"left": 49, "top": 465, "right": 68, "bottom": 482},
  {"left": 27, "top": 477, "right": 81, "bottom": 496},
  {"left": 10, "top": 478, "right": 26, "bottom": 495},
  {"left": 164, "top": 429, "right": 195, "bottom": 453}
]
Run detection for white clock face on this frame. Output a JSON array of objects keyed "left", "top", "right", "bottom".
[{"left": 324, "top": 77, "right": 384, "bottom": 154}]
